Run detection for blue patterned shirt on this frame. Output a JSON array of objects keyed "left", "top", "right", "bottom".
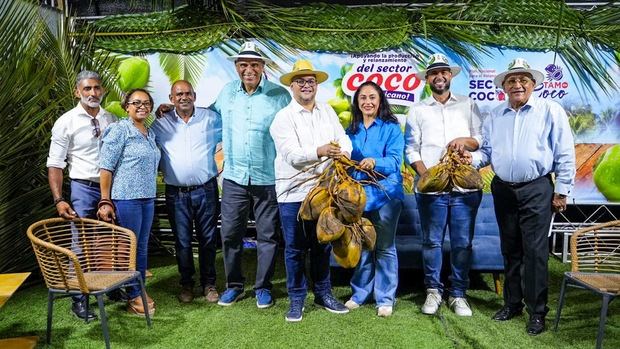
[
  {"left": 100, "top": 118, "right": 161, "bottom": 200},
  {"left": 210, "top": 78, "right": 291, "bottom": 185},
  {"left": 348, "top": 118, "right": 404, "bottom": 211},
  {"left": 473, "top": 96, "right": 575, "bottom": 196},
  {"left": 151, "top": 107, "right": 222, "bottom": 186}
]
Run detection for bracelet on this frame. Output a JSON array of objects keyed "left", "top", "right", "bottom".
[
  {"left": 98, "top": 199, "right": 115, "bottom": 211},
  {"left": 53, "top": 197, "right": 66, "bottom": 206}
]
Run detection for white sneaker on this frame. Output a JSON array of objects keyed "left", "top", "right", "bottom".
[
  {"left": 377, "top": 306, "right": 393, "bottom": 317},
  {"left": 421, "top": 289, "right": 442, "bottom": 315},
  {"left": 344, "top": 299, "right": 360, "bottom": 310},
  {"left": 449, "top": 296, "right": 472, "bottom": 316}
]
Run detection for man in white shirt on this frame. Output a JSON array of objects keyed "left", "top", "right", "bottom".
[
  {"left": 404, "top": 54, "right": 482, "bottom": 317},
  {"left": 46, "top": 70, "right": 116, "bottom": 321},
  {"left": 151, "top": 80, "right": 222, "bottom": 304},
  {"left": 270, "top": 59, "right": 352, "bottom": 322}
]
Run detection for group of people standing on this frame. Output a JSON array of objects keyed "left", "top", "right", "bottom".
[{"left": 47, "top": 42, "right": 575, "bottom": 335}]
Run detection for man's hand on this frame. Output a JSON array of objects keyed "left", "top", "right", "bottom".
[
  {"left": 155, "top": 103, "right": 174, "bottom": 118},
  {"left": 317, "top": 143, "right": 343, "bottom": 158},
  {"left": 358, "top": 158, "right": 375, "bottom": 170},
  {"left": 97, "top": 204, "right": 116, "bottom": 222},
  {"left": 459, "top": 150, "right": 473, "bottom": 165},
  {"left": 56, "top": 201, "right": 77, "bottom": 219},
  {"left": 552, "top": 193, "right": 567, "bottom": 213},
  {"left": 447, "top": 138, "right": 469, "bottom": 153}
]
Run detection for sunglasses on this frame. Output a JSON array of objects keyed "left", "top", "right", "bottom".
[{"left": 91, "top": 118, "right": 100, "bottom": 138}]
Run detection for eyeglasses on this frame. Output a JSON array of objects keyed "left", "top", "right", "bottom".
[
  {"left": 127, "top": 100, "right": 152, "bottom": 109},
  {"left": 504, "top": 77, "right": 533, "bottom": 87},
  {"left": 293, "top": 78, "right": 317, "bottom": 87},
  {"left": 91, "top": 118, "right": 100, "bottom": 138}
]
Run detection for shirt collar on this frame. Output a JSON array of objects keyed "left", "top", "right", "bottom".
[
  {"left": 174, "top": 108, "right": 195, "bottom": 122},
  {"left": 291, "top": 99, "right": 320, "bottom": 113},
  {"left": 235, "top": 76, "right": 265, "bottom": 94},
  {"left": 75, "top": 102, "right": 106, "bottom": 119},
  {"left": 422, "top": 93, "right": 459, "bottom": 106}
]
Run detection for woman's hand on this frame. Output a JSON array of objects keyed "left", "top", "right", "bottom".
[
  {"left": 97, "top": 201, "right": 116, "bottom": 222},
  {"left": 359, "top": 157, "right": 376, "bottom": 170}
]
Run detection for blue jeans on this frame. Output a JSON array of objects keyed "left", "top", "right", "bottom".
[
  {"left": 279, "top": 202, "right": 331, "bottom": 301},
  {"left": 416, "top": 191, "right": 482, "bottom": 297},
  {"left": 114, "top": 198, "right": 155, "bottom": 299},
  {"left": 350, "top": 198, "right": 402, "bottom": 307},
  {"left": 165, "top": 179, "right": 219, "bottom": 288}
]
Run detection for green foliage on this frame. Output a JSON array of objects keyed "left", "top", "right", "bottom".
[{"left": 158, "top": 52, "right": 208, "bottom": 86}]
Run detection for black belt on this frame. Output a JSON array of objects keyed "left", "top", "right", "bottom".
[
  {"left": 72, "top": 178, "right": 100, "bottom": 187},
  {"left": 495, "top": 173, "right": 551, "bottom": 188},
  {"left": 167, "top": 178, "right": 215, "bottom": 193}
]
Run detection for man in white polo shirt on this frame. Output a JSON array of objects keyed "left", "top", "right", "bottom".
[{"left": 46, "top": 70, "right": 117, "bottom": 321}]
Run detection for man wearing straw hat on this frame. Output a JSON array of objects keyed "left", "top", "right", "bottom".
[
  {"left": 405, "top": 53, "right": 483, "bottom": 317},
  {"left": 211, "top": 42, "right": 291, "bottom": 308},
  {"left": 270, "top": 59, "right": 352, "bottom": 322},
  {"left": 470, "top": 58, "right": 575, "bottom": 335}
]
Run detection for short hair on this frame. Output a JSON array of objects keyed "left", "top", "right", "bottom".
[
  {"left": 121, "top": 88, "right": 154, "bottom": 110},
  {"left": 75, "top": 70, "right": 101, "bottom": 87}
]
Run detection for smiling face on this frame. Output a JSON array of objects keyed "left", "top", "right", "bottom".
[
  {"left": 357, "top": 84, "right": 380, "bottom": 119},
  {"left": 235, "top": 58, "right": 265, "bottom": 92},
  {"left": 426, "top": 68, "right": 452, "bottom": 95},
  {"left": 169, "top": 81, "right": 196, "bottom": 115},
  {"left": 502, "top": 72, "right": 535, "bottom": 109},
  {"left": 290, "top": 74, "right": 318, "bottom": 106},
  {"left": 125, "top": 90, "right": 152, "bottom": 123}
]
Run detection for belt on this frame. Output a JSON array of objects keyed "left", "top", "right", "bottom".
[
  {"left": 72, "top": 178, "right": 100, "bottom": 187},
  {"left": 167, "top": 178, "right": 216, "bottom": 193},
  {"left": 495, "top": 173, "right": 551, "bottom": 188}
]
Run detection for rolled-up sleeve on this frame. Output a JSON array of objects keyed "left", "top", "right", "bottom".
[
  {"left": 46, "top": 120, "right": 69, "bottom": 169},
  {"left": 472, "top": 115, "right": 491, "bottom": 169},
  {"left": 99, "top": 123, "right": 125, "bottom": 172},
  {"left": 404, "top": 110, "right": 422, "bottom": 165}
]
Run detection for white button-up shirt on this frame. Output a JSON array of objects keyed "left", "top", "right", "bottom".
[
  {"left": 270, "top": 100, "right": 352, "bottom": 203},
  {"left": 404, "top": 94, "right": 482, "bottom": 192},
  {"left": 46, "top": 103, "right": 116, "bottom": 182}
]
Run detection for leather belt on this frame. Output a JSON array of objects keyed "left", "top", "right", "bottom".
[
  {"left": 495, "top": 173, "right": 551, "bottom": 188},
  {"left": 72, "top": 178, "right": 100, "bottom": 187},
  {"left": 167, "top": 178, "right": 216, "bottom": 193}
]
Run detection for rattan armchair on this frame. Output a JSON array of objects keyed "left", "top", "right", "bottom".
[
  {"left": 553, "top": 219, "right": 620, "bottom": 349},
  {"left": 27, "top": 218, "right": 152, "bottom": 349}
]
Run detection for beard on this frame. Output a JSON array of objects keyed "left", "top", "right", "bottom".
[
  {"left": 429, "top": 80, "right": 451, "bottom": 95},
  {"left": 79, "top": 94, "right": 101, "bottom": 108}
]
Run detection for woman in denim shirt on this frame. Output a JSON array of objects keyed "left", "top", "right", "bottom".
[
  {"left": 344, "top": 81, "right": 404, "bottom": 317},
  {"left": 98, "top": 88, "right": 161, "bottom": 316}
]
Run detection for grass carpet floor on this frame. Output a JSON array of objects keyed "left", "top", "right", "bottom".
[{"left": 0, "top": 250, "right": 618, "bottom": 348}]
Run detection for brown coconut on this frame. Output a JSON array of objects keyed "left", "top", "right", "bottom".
[
  {"left": 331, "top": 226, "right": 362, "bottom": 268},
  {"left": 299, "top": 186, "right": 331, "bottom": 221},
  {"left": 316, "top": 206, "right": 346, "bottom": 243},
  {"left": 334, "top": 180, "right": 366, "bottom": 223}
]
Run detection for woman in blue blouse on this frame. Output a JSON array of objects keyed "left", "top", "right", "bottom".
[
  {"left": 344, "top": 81, "right": 404, "bottom": 317},
  {"left": 97, "top": 88, "right": 161, "bottom": 316}
]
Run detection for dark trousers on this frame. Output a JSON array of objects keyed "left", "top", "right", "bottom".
[
  {"left": 279, "top": 202, "right": 332, "bottom": 301},
  {"left": 220, "top": 179, "right": 279, "bottom": 291},
  {"left": 491, "top": 175, "right": 553, "bottom": 317},
  {"left": 165, "top": 178, "right": 219, "bottom": 289}
]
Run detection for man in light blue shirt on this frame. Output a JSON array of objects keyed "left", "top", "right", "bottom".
[
  {"left": 152, "top": 80, "right": 222, "bottom": 304},
  {"left": 210, "top": 42, "right": 291, "bottom": 308},
  {"left": 471, "top": 58, "right": 575, "bottom": 336}
]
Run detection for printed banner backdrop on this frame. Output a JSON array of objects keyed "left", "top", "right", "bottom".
[{"left": 141, "top": 40, "right": 620, "bottom": 204}]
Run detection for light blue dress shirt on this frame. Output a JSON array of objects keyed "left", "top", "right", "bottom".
[
  {"left": 151, "top": 107, "right": 222, "bottom": 186},
  {"left": 474, "top": 96, "right": 575, "bottom": 196},
  {"left": 100, "top": 119, "right": 161, "bottom": 200},
  {"left": 210, "top": 78, "right": 291, "bottom": 186},
  {"left": 348, "top": 118, "right": 405, "bottom": 212}
]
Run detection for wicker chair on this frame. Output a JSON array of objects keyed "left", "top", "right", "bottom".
[
  {"left": 553, "top": 220, "right": 620, "bottom": 349},
  {"left": 27, "top": 218, "right": 152, "bottom": 349}
]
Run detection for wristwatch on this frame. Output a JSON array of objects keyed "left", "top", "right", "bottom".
[
  {"left": 53, "top": 197, "right": 66, "bottom": 205},
  {"left": 556, "top": 193, "right": 567, "bottom": 199}
]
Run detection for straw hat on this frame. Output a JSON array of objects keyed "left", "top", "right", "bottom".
[
  {"left": 494, "top": 58, "right": 544, "bottom": 87},
  {"left": 279, "top": 59, "right": 329, "bottom": 85},
  {"left": 415, "top": 53, "right": 461, "bottom": 80},
  {"left": 226, "top": 41, "right": 272, "bottom": 63}
]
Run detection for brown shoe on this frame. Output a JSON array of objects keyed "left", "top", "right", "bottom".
[
  {"left": 178, "top": 286, "right": 194, "bottom": 303},
  {"left": 204, "top": 286, "right": 219, "bottom": 303},
  {"left": 145, "top": 269, "right": 153, "bottom": 278},
  {"left": 128, "top": 296, "right": 155, "bottom": 316}
]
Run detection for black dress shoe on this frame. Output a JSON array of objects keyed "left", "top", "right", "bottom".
[
  {"left": 107, "top": 289, "right": 130, "bottom": 302},
  {"left": 71, "top": 300, "right": 97, "bottom": 322},
  {"left": 527, "top": 315, "right": 545, "bottom": 336},
  {"left": 492, "top": 306, "right": 523, "bottom": 321}
]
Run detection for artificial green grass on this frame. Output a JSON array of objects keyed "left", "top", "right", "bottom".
[{"left": 1, "top": 250, "right": 618, "bottom": 349}]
